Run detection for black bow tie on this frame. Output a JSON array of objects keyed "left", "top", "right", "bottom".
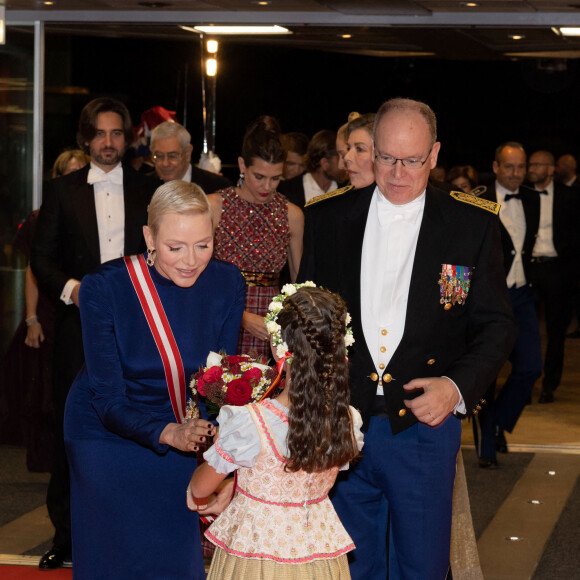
[
  {"left": 537, "top": 189, "right": 548, "bottom": 195},
  {"left": 504, "top": 193, "right": 522, "bottom": 201}
]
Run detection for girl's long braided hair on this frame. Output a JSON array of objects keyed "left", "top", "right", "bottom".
[{"left": 276, "top": 287, "right": 359, "bottom": 473}]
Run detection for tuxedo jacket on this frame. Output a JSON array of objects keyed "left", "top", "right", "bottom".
[
  {"left": 482, "top": 182, "right": 540, "bottom": 279},
  {"left": 299, "top": 183, "right": 516, "bottom": 433},
  {"left": 278, "top": 173, "right": 307, "bottom": 208},
  {"left": 545, "top": 181, "right": 580, "bottom": 266},
  {"left": 31, "top": 163, "right": 157, "bottom": 301},
  {"left": 153, "top": 166, "right": 232, "bottom": 196}
]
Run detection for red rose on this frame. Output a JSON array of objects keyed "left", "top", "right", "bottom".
[
  {"left": 242, "top": 367, "right": 262, "bottom": 386},
  {"left": 204, "top": 366, "right": 223, "bottom": 384},
  {"left": 196, "top": 376, "right": 206, "bottom": 396},
  {"left": 226, "top": 355, "right": 247, "bottom": 364},
  {"left": 225, "top": 378, "right": 253, "bottom": 406}
]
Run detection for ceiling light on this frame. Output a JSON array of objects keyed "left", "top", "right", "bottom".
[
  {"left": 206, "top": 58, "right": 217, "bottom": 77},
  {"left": 460, "top": 2, "right": 480, "bottom": 6},
  {"left": 207, "top": 40, "right": 218, "bottom": 53},
  {"left": 191, "top": 25, "right": 291, "bottom": 35},
  {"left": 341, "top": 34, "right": 352, "bottom": 39},
  {"left": 558, "top": 27, "right": 580, "bottom": 36},
  {"left": 509, "top": 34, "right": 526, "bottom": 40},
  {"left": 252, "top": 1, "right": 271, "bottom": 5},
  {"left": 0, "top": 6, "right": 4, "bottom": 45},
  {"left": 43, "top": 1, "right": 54, "bottom": 4}
]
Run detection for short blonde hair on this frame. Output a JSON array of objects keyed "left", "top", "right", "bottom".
[
  {"left": 52, "top": 149, "right": 90, "bottom": 178},
  {"left": 147, "top": 181, "right": 212, "bottom": 237}
]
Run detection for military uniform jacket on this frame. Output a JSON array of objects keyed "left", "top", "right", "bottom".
[{"left": 299, "top": 183, "right": 516, "bottom": 433}]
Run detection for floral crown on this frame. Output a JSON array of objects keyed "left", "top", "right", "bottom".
[{"left": 264, "top": 282, "right": 354, "bottom": 360}]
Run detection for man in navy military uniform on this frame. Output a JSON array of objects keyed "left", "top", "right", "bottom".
[{"left": 299, "top": 98, "right": 516, "bottom": 579}]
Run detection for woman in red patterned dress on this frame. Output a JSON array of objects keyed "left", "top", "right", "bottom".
[{"left": 208, "top": 116, "right": 303, "bottom": 360}]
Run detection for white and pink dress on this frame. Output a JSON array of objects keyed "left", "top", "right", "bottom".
[{"left": 200, "top": 398, "right": 364, "bottom": 580}]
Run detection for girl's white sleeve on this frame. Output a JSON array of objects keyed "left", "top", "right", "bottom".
[{"left": 202, "top": 405, "right": 261, "bottom": 475}]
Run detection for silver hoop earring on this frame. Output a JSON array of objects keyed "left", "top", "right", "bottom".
[
  {"left": 237, "top": 173, "right": 245, "bottom": 188},
  {"left": 146, "top": 248, "right": 156, "bottom": 267}
]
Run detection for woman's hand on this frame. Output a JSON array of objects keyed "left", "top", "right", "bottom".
[
  {"left": 197, "top": 478, "right": 235, "bottom": 516},
  {"left": 24, "top": 321, "right": 44, "bottom": 349},
  {"left": 160, "top": 419, "right": 216, "bottom": 453},
  {"left": 242, "top": 311, "right": 269, "bottom": 341}
]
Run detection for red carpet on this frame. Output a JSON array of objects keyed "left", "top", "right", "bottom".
[{"left": 0, "top": 565, "right": 73, "bottom": 579}]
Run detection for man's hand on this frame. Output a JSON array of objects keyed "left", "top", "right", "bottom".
[
  {"left": 403, "top": 377, "right": 459, "bottom": 426},
  {"left": 71, "top": 283, "right": 81, "bottom": 307}
]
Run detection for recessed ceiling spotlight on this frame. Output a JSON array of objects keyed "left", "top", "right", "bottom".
[
  {"left": 43, "top": 1, "right": 54, "bottom": 5},
  {"left": 506, "top": 536, "right": 523, "bottom": 541},
  {"left": 341, "top": 34, "right": 352, "bottom": 39},
  {"left": 509, "top": 34, "right": 526, "bottom": 40},
  {"left": 252, "top": 1, "right": 271, "bottom": 5},
  {"left": 460, "top": 2, "right": 480, "bottom": 6}
]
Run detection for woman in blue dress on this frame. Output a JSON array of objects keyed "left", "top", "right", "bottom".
[{"left": 64, "top": 181, "right": 245, "bottom": 579}]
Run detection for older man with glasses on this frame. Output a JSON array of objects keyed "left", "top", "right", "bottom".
[
  {"left": 150, "top": 121, "right": 231, "bottom": 193},
  {"left": 299, "top": 97, "right": 516, "bottom": 579}
]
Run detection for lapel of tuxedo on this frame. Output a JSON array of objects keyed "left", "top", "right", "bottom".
[
  {"left": 122, "top": 168, "right": 144, "bottom": 255},
  {"left": 395, "top": 186, "right": 450, "bottom": 353},
  {"left": 339, "top": 184, "right": 375, "bottom": 366},
  {"left": 72, "top": 167, "right": 100, "bottom": 264}
]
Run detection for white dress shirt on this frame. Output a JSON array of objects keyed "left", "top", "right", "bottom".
[
  {"left": 302, "top": 172, "right": 338, "bottom": 204},
  {"left": 496, "top": 182, "right": 527, "bottom": 288},
  {"left": 532, "top": 180, "right": 558, "bottom": 258},
  {"left": 361, "top": 187, "right": 425, "bottom": 395},
  {"left": 61, "top": 162, "right": 125, "bottom": 305}
]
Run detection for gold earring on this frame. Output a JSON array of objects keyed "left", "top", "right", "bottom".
[{"left": 146, "top": 248, "right": 156, "bottom": 267}]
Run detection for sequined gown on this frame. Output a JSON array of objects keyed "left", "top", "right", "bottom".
[{"left": 213, "top": 187, "right": 291, "bottom": 359}]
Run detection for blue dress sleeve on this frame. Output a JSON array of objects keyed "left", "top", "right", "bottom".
[{"left": 79, "top": 270, "right": 171, "bottom": 452}]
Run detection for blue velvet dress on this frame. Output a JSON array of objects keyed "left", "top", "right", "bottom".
[{"left": 64, "top": 255, "right": 245, "bottom": 579}]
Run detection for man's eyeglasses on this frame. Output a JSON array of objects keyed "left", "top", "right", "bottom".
[
  {"left": 152, "top": 152, "right": 183, "bottom": 164},
  {"left": 374, "top": 145, "right": 433, "bottom": 169}
]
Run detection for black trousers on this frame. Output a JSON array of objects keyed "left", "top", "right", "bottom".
[{"left": 528, "top": 259, "right": 574, "bottom": 393}]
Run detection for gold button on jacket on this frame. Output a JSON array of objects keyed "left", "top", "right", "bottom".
[
  {"left": 383, "top": 373, "right": 392, "bottom": 383},
  {"left": 370, "top": 372, "right": 378, "bottom": 381},
  {"left": 398, "top": 408, "right": 406, "bottom": 417}
]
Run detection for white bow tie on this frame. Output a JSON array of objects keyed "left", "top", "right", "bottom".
[
  {"left": 377, "top": 200, "right": 422, "bottom": 228},
  {"left": 87, "top": 165, "right": 123, "bottom": 186}
]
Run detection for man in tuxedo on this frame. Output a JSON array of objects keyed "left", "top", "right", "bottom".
[
  {"left": 278, "top": 129, "right": 341, "bottom": 209},
  {"left": 31, "top": 97, "right": 157, "bottom": 569},
  {"left": 150, "top": 121, "right": 231, "bottom": 193},
  {"left": 555, "top": 153, "right": 578, "bottom": 188},
  {"left": 474, "top": 142, "right": 542, "bottom": 468},
  {"left": 299, "top": 98, "right": 515, "bottom": 579},
  {"left": 526, "top": 150, "right": 580, "bottom": 402}
]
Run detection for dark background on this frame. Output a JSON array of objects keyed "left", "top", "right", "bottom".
[{"left": 44, "top": 33, "right": 580, "bottom": 182}]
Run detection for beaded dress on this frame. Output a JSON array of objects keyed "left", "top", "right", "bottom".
[
  {"left": 202, "top": 399, "right": 362, "bottom": 580},
  {"left": 213, "top": 187, "right": 290, "bottom": 360}
]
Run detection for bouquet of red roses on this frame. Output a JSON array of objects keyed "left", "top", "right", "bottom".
[{"left": 187, "top": 351, "right": 278, "bottom": 416}]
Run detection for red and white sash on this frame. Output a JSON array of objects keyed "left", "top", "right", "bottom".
[{"left": 125, "top": 254, "right": 186, "bottom": 423}]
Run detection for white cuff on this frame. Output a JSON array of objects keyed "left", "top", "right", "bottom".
[
  {"left": 443, "top": 376, "right": 466, "bottom": 415},
  {"left": 61, "top": 278, "right": 81, "bottom": 305}
]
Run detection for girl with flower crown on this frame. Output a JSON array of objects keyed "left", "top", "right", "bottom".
[{"left": 188, "top": 286, "right": 364, "bottom": 579}]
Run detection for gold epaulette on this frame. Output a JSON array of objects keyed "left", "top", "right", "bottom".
[
  {"left": 304, "top": 185, "right": 354, "bottom": 208},
  {"left": 450, "top": 190, "right": 499, "bottom": 215}
]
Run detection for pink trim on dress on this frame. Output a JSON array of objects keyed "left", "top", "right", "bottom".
[
  {"left": 261, "top": 399, "right": 289, "bottom": 423},
  {"left": 250, "top": 403, "right": 286, "bottom": 462},
  {"left": 235, "top": 484, "right": 327, "bottom": 507},
  {"left": 215, "top": 442, "right": 235, "bottom": 464},
  {"left": 206, "top": 531, "right": 355, "bottom": 563}
]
